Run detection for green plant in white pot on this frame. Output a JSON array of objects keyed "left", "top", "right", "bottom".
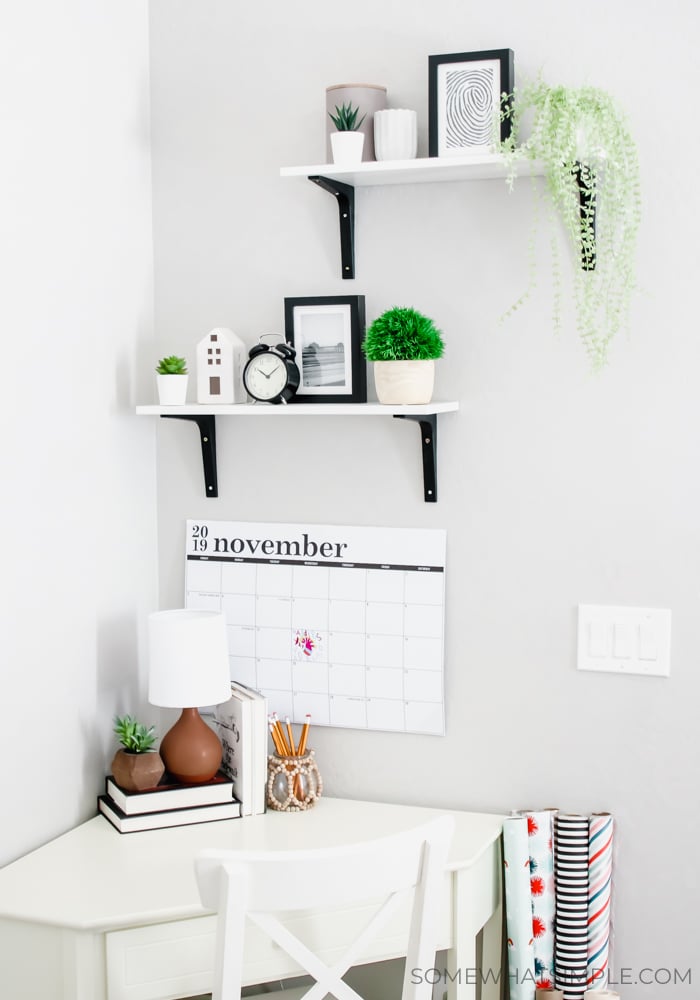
[
  {"left": 155, "top": 355, "right": 188, "bottom": 405},
  {"left": 500, "top": 79, "right": 641, "bottom": 371},
  {"left": 328, "top": 101, "right": 366, "bottom": 166},
  {"left": 362, "top": 306, "right": 445, "bottom": 404}
]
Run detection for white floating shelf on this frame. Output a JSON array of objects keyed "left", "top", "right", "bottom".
[
  {"left": 137, "top": 401, "right": 459, "bottom": 502},
  {"left": 280, "top": 153, "right": 544, "bottom": 187},
  {"left": 136, "top": 401, "right": 458, "bottom": 417}
]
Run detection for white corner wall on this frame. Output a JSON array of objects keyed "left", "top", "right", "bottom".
[
  {"left": 0, "top": 1, "right": 157, "bottom": 865},
  {"left": 149, "top": 0, "right": 699, "bottom": 993}
]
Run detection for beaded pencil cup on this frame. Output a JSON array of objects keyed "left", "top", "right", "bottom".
[{"left": 266, "top": 750, "right": 323, "bottom": 812}]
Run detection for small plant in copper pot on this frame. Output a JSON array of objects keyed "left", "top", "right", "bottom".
[{"left": 111, "top": 715, "right": 165, "bottom": 792}]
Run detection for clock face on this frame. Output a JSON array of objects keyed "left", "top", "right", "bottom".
[{"left": 244, "top": 352, "right": 290, "bottom": 401}]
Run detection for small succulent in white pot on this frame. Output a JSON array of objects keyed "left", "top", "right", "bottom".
[
  {"left": 328, "top": 102, "right": 366, "bottom": 165},
  {"left": 155, "top": 355, "right": 188, "bottom": 405}
]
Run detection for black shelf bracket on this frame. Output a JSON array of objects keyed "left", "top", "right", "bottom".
[
  {"left": 308, "top": 175, "right": 355, "bottom": 279},
  {"left": 161, "top": 414, "right": 218, "bottom": 497},
  {"left": 394, "top": 413, "right": 439, "bottom": 502}
]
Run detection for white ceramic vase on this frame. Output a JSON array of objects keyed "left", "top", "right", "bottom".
[
  {"left": 330, "top": 131, "right": 365, "bottom": 166},
  {"left": 373, "top": 360, "right": 435, "bottom": 405},
  {"left": 156, "top": 373, "right": 188, "bottom": 405},
  {"left": 373, "top": 109, "right": 418, "bottom": 161}
]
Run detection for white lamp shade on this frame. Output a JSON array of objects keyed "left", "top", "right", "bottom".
[{"left": 148, "top": 609, "right": 232, "bottom": 708}]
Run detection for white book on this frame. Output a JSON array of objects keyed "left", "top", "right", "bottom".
[
  {"left": 98, "top": 795, "right": 240, "bottom": 834},
  {"left": 215, "top": 689, "right": 253, "bottom": 815},
  {"left": 231, "top": 682, "right": 268, "bottom": 815},
  {"left": 105, "top": 773, "right": 235, "bottom": 815}
]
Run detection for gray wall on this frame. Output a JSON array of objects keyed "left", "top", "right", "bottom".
[
  {"left": 0, "top": 0, "right": 157, "bottom": 865},
  {"left": 149, "top": 1, "right": 699, "bottom": 995}
]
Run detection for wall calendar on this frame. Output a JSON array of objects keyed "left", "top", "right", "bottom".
[{"left": 185, "top": 519, "right": 446, "bottom": 735}]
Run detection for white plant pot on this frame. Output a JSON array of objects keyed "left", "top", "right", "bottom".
[
  {"left": 373, "top": 109, "right": 418, "bottom": 161},
  {"left": 330, "top": 131, "right": 365, "bottom": 166},
  {"left": 373, "top": 360, "right": 435, "bottom": 405},
  {"left": 156, "top": 373, "right": 188, "bottom": 405}
]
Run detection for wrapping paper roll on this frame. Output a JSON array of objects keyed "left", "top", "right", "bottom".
[
  {"left": 503, "top": 816, "right": 536, "bottom": 1000},
  {"left": 522, "top": 809, "right": 557, "bottom": 988},
  {"left": 554, "top": 814, "right": 589, "bottom": 1000},
  {"left": 587, "top": 814, "right": 614, "bottom": 989}
]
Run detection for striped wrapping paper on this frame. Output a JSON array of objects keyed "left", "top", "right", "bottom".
[
  {"left": 503, "top": 816, "right": 536, "bottom": 1000},
  {"left": 554, "top": 814, "right": 589, "bottom": 1000},
  {"left": 522, "top": 809, "right": 557, "bottom": 988},
  {"left": 587, "top": 814, "right": 614, "bottom": 990}
]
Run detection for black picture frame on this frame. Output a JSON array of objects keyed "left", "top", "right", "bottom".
[
  {"left": 428, "top": 49, "right": 514, "bottom": 158},
  {"left": 284, "top": 295, "right": 367, "bottom": 404}
]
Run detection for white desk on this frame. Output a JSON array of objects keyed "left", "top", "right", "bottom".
[{"left": 0, "top": 798, "right": 504, "bottom": 1000}]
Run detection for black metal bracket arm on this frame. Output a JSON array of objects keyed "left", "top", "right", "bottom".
[
  {"left": 394, "top": 413, "right": 438, "bottom": 502},
  {"left": 161, "top": 414, "right": 218, "bottom": 497},
  {"left": 308, "top": 175, "right": 355, "bottom": 279}
]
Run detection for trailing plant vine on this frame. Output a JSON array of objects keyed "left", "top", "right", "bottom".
[{"left": 500, "top": 79, "right": 641, "bottom": 371}]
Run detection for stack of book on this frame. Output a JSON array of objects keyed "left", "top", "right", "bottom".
[
  {"left": 98, "top": 771, "right": 241, "bottom": 834},
  {"left": 214, "top": 682, "right": 269, "bottom": 816}
]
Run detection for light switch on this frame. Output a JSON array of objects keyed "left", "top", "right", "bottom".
[
  {"left": 577, "top": 604, "right": 671, "bottom": 676},
  {"left": 639, "top": 623, "right": 658, "bottom": 661},
  {"left": 588, "top": 621, "right": 611, "bottom": 657},
  {"left": 613, "top": 623, "right": 635, "bottom": 659}
]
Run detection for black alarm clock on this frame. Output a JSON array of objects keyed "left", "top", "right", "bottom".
[{"left": 243, "top": 335, "right": 300, "bottom": 404}]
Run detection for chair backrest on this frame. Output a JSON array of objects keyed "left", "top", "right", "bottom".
[{"left": 195, "top": 813, "right": 454, "bottom": 1000}]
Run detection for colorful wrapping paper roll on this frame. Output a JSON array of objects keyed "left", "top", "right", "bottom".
[
  {"left": 503, "top": 816, "right": 536, "bottom": 1000},
  {"left": 554, "top": 814, "right": 589, "bottom": 1000},
  {"left": 587, "top": 814, "right": 614, "bottom": 990},
  {"left": 522, "top": 809, "right": 557, "bottom": 988}
]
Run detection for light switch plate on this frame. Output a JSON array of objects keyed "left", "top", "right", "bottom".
[{"left": 577, "top": 604, "right": 671, "bottom": 676}]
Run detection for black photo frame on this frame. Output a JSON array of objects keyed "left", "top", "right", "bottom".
[
  {"left": 284, "top": 295, "right": 366, "bottom": 404},
  {"left": 428, "top": 49, "right": 514, "bottom": 158}
]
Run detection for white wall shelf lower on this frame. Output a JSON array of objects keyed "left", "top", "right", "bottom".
[
  {"left": 280, "top": 154, "right": 544, "bottom": 278},
  {"left": 136, "top": 401, "right": 459, "bottom": 502}
]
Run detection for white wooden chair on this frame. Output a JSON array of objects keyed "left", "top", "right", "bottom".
[{"left": 194, "top": 814, "right": 455, "bottom": 1000}]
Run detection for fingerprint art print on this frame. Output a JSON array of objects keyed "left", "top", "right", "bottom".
[
  {"left": 445, "top": 66, "right": 495, "bottom": 149},
  {"left": 428, "top": 49, "right": 514, "bottom": 158}
]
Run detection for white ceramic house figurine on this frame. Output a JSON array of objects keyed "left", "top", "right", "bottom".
[{"left": 196, "top": 327, "right": 246, "bottom": 404}]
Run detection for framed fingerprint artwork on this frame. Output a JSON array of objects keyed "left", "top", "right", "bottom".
[{"left": 428, "top": 48, "right": 514, "bottom": 157}]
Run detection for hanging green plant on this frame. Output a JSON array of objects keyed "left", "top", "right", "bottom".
[{"left": 500, "top": 79, "right": 641, "bottom": 371}]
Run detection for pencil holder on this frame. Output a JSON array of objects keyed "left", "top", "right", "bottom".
[{"left": 266, "top": 750, "right": 323, "bottom": 812}]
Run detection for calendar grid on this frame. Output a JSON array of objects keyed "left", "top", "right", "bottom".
[{"left": 186, "top": 520, "right": 446, "bottom": 735}]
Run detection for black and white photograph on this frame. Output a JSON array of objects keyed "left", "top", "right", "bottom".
[
  {"left": 284, "top": 295, "right": 366, "bottom": 403},
  {"left": 428, "top": 49, "right": 514, "bottom": 157}
]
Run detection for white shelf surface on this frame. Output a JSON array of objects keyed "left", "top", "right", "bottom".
[
  {"left": 136, "top": 401, "right": 459, "bottom": 417},
  {"left": 280, "top": 154, "right": 544, "bottom": 187}
]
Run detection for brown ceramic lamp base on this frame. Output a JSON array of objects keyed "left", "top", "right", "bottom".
[{"left": 160, "top": 707, "right": 223, "bottom": 783}]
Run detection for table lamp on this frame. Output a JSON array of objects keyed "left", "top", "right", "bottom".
[{"left": 148, "top": 609, "right": 232, "bottom": 783}]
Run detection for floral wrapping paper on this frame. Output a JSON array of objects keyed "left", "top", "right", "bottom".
[
  {"left": 503, "top": 815, "right": 536, "bottom": 1000},
  {"left": 521, "top": 809, "right": 557, "bottom": 989}
]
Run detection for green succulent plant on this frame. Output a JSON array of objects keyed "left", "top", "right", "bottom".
[
  {"left": 155, "top": 355, "right": 188, "bottom": 375},
  {"left": 500, "top": 78, "right": 641, "bottom": 371},
  {"left": 362, "top": 307, "right": 445, "bottom": 361},
  {"left": 113, "top": 715, "right": 158, "bottom": 753},
  {"left": 328, "top": 102, "right": 366, "bottom": 132}
]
